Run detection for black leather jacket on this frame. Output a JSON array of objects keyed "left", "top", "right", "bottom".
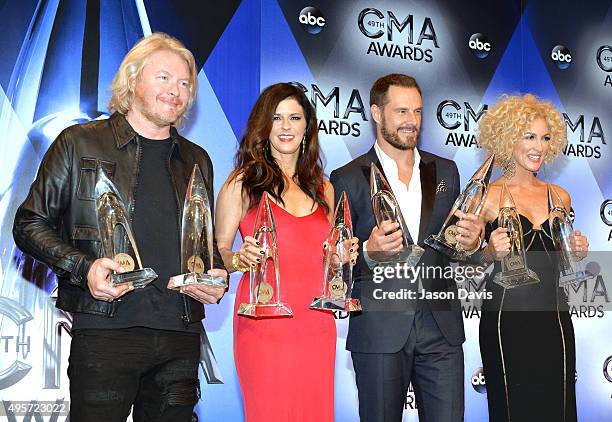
[{"left": 13, "top": 112, "right": 226, "bottom": 325}]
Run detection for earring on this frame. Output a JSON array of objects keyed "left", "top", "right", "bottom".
[
  {"left": 301, "top": 135, "right": 306, "bottom": 155},
  {"left": 502, "top": 159, "right": 516, "bottom": 179}
]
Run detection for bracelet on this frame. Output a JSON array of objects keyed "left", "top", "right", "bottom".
[
  {"left": 465, "top": 235, "right": 483, "bottom": 256},
  {"left": 232, "top": 251, "right": 249, "bottom": 273}
]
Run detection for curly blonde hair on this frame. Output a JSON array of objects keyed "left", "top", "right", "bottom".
[
  {"left": 108, "top": 32, "right": 198, "bottom": 128},
  {"left": 478, "top": 94, "right": 567, "bottom": 167}
]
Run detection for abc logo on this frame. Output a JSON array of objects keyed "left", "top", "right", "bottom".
[
  {"left": 601, "top": 200, "right": 612, "bottom": 226},
  {"left": 471, "top": 367, "right": 487, "bottom": 393},
  {"left": 469, "top": 33, "right": 491, "bottom": 59},
  {"left": 299, "top": 7, "right": 326, "bottom": 35},
  {"left": 551, "top": 45, "right": 572, "bottom": 69}
]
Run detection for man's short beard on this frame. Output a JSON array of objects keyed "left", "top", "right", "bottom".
[
  {"left": 133, "top": 93, "right": 184, "bottom": 128},
  {"left": 380, "top": 121, "right": 418, "bottom": 151}
]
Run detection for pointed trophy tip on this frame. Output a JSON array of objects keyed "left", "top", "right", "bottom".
[
  {"left": 498, "top": 182, "right": 516, "bottom": 208},
  {"left": 472, "top": 154, "right": 496, "bottom": 183},
  {"left": 187, "top": 164, "right": 207, "bottom": 199},
  {"left": 94, "top": 164, "right": 116, "bottom": 199},
  {"left": 370, "top": 163, "right": 390, "bottom": 196},
  {"left": 333, "top": 191, "right": 352, "bottom": 229},
  {"left": 547, "top": 183, "right": 565, "bottom": 210}
]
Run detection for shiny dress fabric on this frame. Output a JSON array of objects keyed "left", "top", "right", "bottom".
[
  {"left": 234, "top": 201, "right": 336, "bottom": 421},
  {"left": 479, "top": 215, "right": 577, "bottom": 422}
]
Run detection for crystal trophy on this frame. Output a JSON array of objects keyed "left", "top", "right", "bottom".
[
  {"left": 168, "top": 165, "right": 227, "bottom": 290},
  {"left": 310, "top": 192, "right": 361, "bottom": 312},
  {"left": 548, "top": 184, "right": 594, "bottom": 286},
  {"left": 425, "top": 154, "right": 495, "bottom": 261},
  {"left": 95, "top": 166, "right": 157, "bottom": 288},
  {"left": 237, "top": 192, "right": 292, "bottom": 317},
  {"left": 370, "top": 163, "right": 424, "bottom": 266},
  {"left": 492, "top": 183, "right": 540, "bottom": 288}
]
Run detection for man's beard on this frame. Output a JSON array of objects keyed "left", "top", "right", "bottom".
[
  {"left": 380, "top": 120, "right": 418, "bottom": 150},
  {"left": 133, "top": 93, "right": 184, "bottom": 127}
]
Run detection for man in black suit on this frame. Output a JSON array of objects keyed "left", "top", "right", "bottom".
[{"left": 330, "top": 74, "right": 481, "bottom": 421}]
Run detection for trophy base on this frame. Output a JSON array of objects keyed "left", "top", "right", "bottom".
[
  {"left": 309, "top": 297, "right": 362, "bottom": 312},
  {"left": 168, "top": 272, "right": 228, "bottom": 290},
  {"left": 375, "top": 245, "right": 426, "bottom": 267},
  {"left": 492, "top": 268, "right": 540, "bottom": 289},
  {"left": 424, "top": 235, "right": 467, "bottom": 261},
  {"left": 558, "top": 269, "right": 595, "bottom": 287},
  {"left": 237, "top": 302, "right": 293, "bottom": 318},
  {"left": 110, "top": 267, "right": 158, "bottom": 289}
]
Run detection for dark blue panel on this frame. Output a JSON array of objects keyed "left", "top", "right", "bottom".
[
  {"left": 203, "top": 0, "right": 261, "bottom": 139},
  {"left": 0, "top": 0, "right": 39, "bottom": 90}
]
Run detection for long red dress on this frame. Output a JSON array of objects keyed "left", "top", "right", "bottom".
[{"left": 233, "top": 201, "right": 336, "bottom": 421}]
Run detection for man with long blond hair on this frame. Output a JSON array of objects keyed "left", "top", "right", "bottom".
[{"left": 13, "top": 33, "right": 227, "bottom": 421}]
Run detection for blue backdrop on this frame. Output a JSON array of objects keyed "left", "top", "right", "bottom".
[{"left": 0, "top": 1, "right": 611, "bottom": 421}]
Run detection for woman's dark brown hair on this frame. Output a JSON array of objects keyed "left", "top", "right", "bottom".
[{"left": 232, "top": 83, "right": 328, "bottom": 213}]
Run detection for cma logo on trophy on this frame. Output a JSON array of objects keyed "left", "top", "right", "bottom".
[
  {"left": 562, "top": 113, "right": 606, "bottom": 159},
  {"left": 299, "top": 6, "right": 326, "bottom": 34},
  {"left": 291, "top": 82, "right": 367, "bottom": 137},
  {"left": 471, "top": 367, "right": 487, "bottom": 393},
  {"left": 468, "top": 33, "right": 492, "bottom": 59},
  {"left": 437, "top": 100, "right": 488, "bottom": 148},
  {"left": 596, "top": 45, "right": 612, "bottom": 87},
  {"left": 358, "top": 8, "right": 439, "bottom": 62},
  {"left": 601, "top": 199, "right": 612, "bottom": 242},
  {"left": 551, "top": 45, "right": 572, "bottom": 69}
]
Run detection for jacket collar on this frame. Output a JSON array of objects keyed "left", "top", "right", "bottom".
[{"left": 109, "top": 112, "right": 184, "bottom": 158}]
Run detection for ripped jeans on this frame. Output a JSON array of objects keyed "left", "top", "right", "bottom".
[{"left": 68, "top": 327, "right": 201, "bottom": 422}]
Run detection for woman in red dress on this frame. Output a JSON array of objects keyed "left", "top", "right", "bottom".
[{"left": 215, "top": 83, "right": 357, "bottom": 421}]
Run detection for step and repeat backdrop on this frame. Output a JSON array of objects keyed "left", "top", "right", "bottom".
[{"left": 0, "top": 0, "right": 611, "bottom": 421}]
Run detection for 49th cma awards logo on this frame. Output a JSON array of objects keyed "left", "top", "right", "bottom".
[
  {"left": 358, "top": 8, "right": 439, "bottom": 62},
  {"left": 596, "top": 45, "right": 612, "bottom": 87},
  {"left": 602, "top": 199, "right": 612, "bottom": 242},
  {"left": 604, "top": 355, "right": 612, "bottom": 399},
  {"left": 562, "top": 113, "right": 606, "bottom": 159},
  {"left": 291, "top": 81, "right": 368, "bottom": 137},
  {"left": 437, "top": 100, "right": 488, "bottom": 148}
]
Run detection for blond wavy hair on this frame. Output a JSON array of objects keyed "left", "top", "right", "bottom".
[
  {"left": 108, "top": 32, "right": 198, "bottom": 127},
  {"left": 478, "top": 94, "right": 567, "bottom": 166}
]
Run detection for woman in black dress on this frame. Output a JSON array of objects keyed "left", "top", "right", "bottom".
[{"left": 476, "top": 94, "right": 589, "bottom": 422}]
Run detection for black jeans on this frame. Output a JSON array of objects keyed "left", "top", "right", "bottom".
[{"left": 68, "top": 327, "right": 201, "bottom": 422}]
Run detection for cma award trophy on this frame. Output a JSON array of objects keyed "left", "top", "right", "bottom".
[
  {"left": 548, "top": 184, "right": 594, "bottom": 286},
  {"left": 237, "top": 193, "right": 293, "bottom": 317},
  {"left": 425, "top": 154, "right": 495, "bottom": 261},
  {"left": 492, "top": 184, "right": 540, "bottom": 288},
  {"left": 168, "top": 165, "right": 227, "bottom": 290},
  {"left": 370, "top": 163, "right": 424, "bottom": 266},
  {"left": 310, "top": 192, "right": 361, "bottom": 312},
  {"left": 95, "top": 166, "right": 157, "bottom": 288}
]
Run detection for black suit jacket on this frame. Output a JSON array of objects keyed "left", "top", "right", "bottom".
[{"left": 330, "top": 146, "right": 465, "bottom": 353}]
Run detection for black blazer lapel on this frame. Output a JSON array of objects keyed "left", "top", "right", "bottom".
[
  {"left": 359, "top": 147, "right": 383, "bottom": 183},
  {"left": 418, "top": 155, "right": 437, "bottom": 244}
]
